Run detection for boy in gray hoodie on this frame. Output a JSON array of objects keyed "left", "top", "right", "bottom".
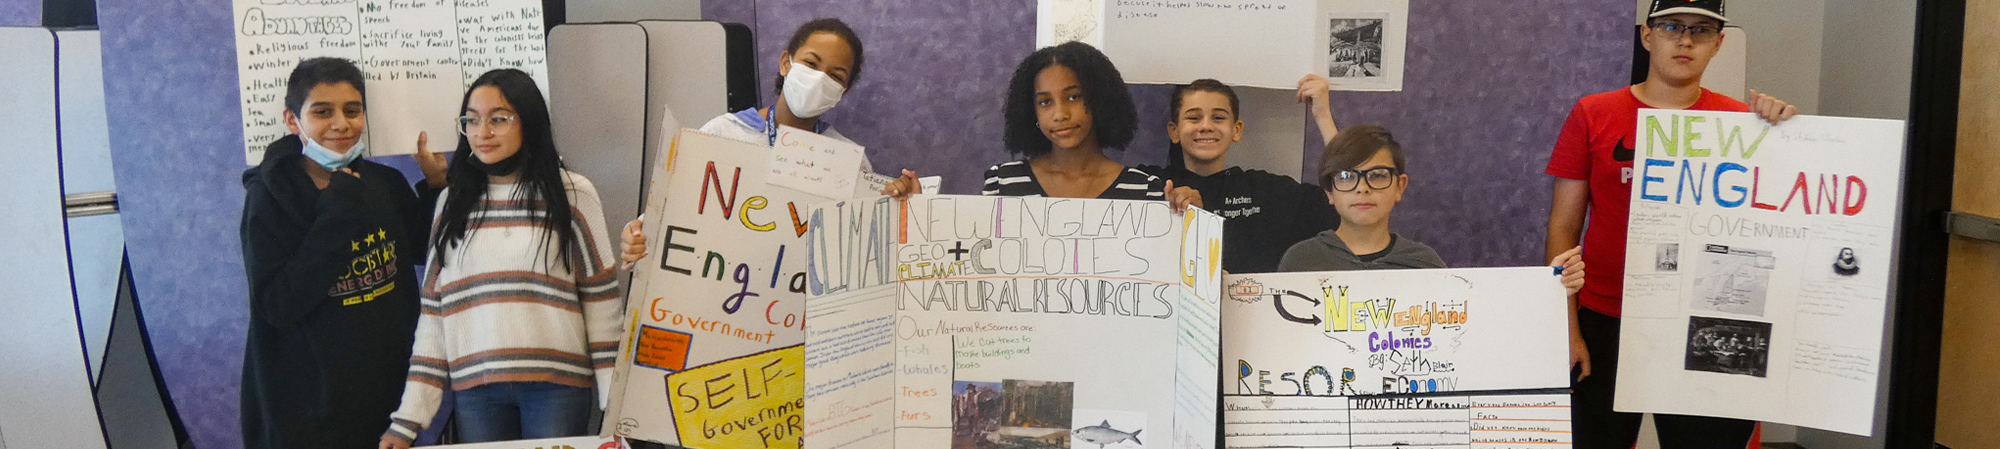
[
  {"left": 1276, "top": 125, "right": 1446, "bottom": 271},
  {"left": 1277, "top": 125, "right": 1585, "bottom": 279}
]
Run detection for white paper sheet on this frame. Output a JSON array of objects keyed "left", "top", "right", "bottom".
[{"left": 770, "top": 125, "right": 866, "bottom": 195}]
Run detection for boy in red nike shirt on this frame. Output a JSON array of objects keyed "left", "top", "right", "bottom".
[{"left": 1546, "top": 0, "right": 1798, "bottom": 447}]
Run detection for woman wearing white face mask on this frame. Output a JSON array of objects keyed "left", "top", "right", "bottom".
[{"left": 697, "top": 17, "right": 870, "bottom": 172}]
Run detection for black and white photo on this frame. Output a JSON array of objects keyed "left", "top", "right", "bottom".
[
  {"left": 1327, "top": 17, "right": 1384, "bottom": 79},
  {"left": 1684, "top": 316, "right": 1772, "bottom": 378}
]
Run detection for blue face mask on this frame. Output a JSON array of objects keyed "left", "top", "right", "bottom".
[{"left": 301, "top": 135, "right": 366, "bottom": 171}]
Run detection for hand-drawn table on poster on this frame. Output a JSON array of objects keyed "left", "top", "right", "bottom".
[
  {"left": 1614, "top": 110, "right": 1905, "bottom": 436},
  {"left": 232, "top": 0, "right": 550, "bottom": 164},
  {"left": 799, "top": 195, "right": 1226, "bottom": 449},
  {"left": 604, "top": 129, "right": 884, "bottom": 448},
  {"left": 1219, "top": 268, "right": 1575, "bottom": 448}
]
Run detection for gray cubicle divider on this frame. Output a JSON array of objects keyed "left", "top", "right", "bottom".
[
  {"left": 638, "top": 20, "right": 733, "bottom": 201},
  {"left": 0, "top": 26, "right": 111, "bottom": 449},
  {"left": 549, "top": 23, "right": 653, "bottom": 240},
  {"left": 55, "top": 29, "right": 126, "bottom": 385}
]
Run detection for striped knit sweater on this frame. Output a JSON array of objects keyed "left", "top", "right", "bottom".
[{"left": 383, "top": 171, "right": 623, "bottom": 442}]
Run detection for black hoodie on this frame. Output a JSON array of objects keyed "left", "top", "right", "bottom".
[
  {"left": 1136, "top": 165, "right": 1339, "bottom": 274},
  {"left": 238, "top": 135, "right": 440, "bottom": 449}
]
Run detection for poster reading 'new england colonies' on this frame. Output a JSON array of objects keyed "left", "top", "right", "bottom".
[
  {"left": 1615, "top": 110, "right": 1905, "bottom": 436},
  {"left": 800, "top": 195, "right": 1225, "bottom": 449}
]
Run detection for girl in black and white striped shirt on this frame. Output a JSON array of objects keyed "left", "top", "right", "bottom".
[{"left": 881, "top": 42, "right": 1198, "bottom": 209}]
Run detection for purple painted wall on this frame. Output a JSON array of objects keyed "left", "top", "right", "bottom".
[
  {"left": 720, "top": 0, "right": 1631, "bottom": 267},
  {"left": 706, "top": 1, "right": 1175, "bottom": 196},
  {"left": 0, "top": 0, "right": 38, "bottom": 26},
  {"left": 1304, "top": 1, "right": 1635, "bottom": 267},
  {"left": 95, "top": 1, "right": 1629, "bottom": 448}
]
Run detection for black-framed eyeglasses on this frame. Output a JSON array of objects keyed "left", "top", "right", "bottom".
[
  {"left": 458, "top": 114, "right": 519, "bottom": 136},
  {"left": 1650, "top": 21, "right": 1722, "bottom": 43},
  {"left": 1330, "top": 167, "right": 1399, "bottom": 192}
]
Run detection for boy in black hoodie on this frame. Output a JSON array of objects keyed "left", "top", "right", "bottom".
[
  {"left": 238, "top": 57, "right": 446, "bottom": 449},
  {"left": 1137, "top": 78, "right": 1340, "bottom": 274}
]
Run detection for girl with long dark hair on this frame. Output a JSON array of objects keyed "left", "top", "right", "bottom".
[{"left": 380, "top": 69, "right": 623, "bottom": 448}]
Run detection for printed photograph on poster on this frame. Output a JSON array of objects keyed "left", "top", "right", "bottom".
[
  {"left": 1326, "top": 15, "right": 1384, "bottom": 79},
  {"left": 1069, "top": 409, "right": 1145, "bottom": 449},
  {"left": 1832, "top": 247, "right": 1860, "bottom": 277},
  {"left": 1320, "top": 0, "right": 1407, "bottom": 91},
  {"left": 1690, "top": 244, "right": 1774, "bottom": 316},
  {"left": 1685, "top": 316, "right": 1772, "bottom": 378},
  {"left": 998, "top": 379, "right": 1074, "bottom": 448},
  {"left": 1656, "top": 243, "right": 1680, "bottom": 273},
  {"left": 953, "top": 381, "right": 1004, "bottom": 449},
  {"left": 1051, "top": 0, "right": 1100, "bottom": 44}
]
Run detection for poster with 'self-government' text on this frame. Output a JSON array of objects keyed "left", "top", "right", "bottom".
[
  {"left": 1615, "top": 110, "right": 1904, "bottom": 436},
  {"left": 603, "top": 129, "right": 882, "bottom": 447},
  {"left": 800, "top": 195, "right": 1225, "bottom": 449}
]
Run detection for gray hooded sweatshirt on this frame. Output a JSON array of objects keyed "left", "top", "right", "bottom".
[{"left": 1276, "top": 230, "right": 1446, "bottom": 272}]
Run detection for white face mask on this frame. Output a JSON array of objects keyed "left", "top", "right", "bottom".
[{"left": 781, "top": 62, "right": 846, "bottom": 119}]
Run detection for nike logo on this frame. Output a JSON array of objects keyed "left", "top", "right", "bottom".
[{"left": 1613, "top": 136, "right": 1636, "bottom": 162}]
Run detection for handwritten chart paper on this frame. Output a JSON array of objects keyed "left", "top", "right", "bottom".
[
  {"left": 605, "top": 130, "right": 831, "bottom": 446},
  {"left": 233, "top": 0, "right": 549, "bottom": 164},
  {"left": 801, "top": 196, "right": 1224, "bottom": 449},
  {"left": 770, "top": 125, "right": 865, "bottom": 194},
  {"left": 1615, "top": 111, "right": 1904, "bottom": 435},
  {"left": 1219, "top": 268, "right": 1574, "bottom": 448}
]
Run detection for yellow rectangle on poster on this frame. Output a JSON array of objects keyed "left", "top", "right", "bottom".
[{"left": 666, "top": 344, "right": 805, "bottom": 449}]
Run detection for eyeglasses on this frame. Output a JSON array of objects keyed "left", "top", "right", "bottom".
[
  {"left": 1330, "top": 167, "right": 1399, "bottom": 192},
  {"left": 458, "top": 114, "right": 518, "bottom": 136},
  {"left": 1650, "top": 22, "right": 1722, "bottom": 43}
]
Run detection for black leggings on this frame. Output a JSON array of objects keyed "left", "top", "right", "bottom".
[{"left": 1573, "top": 308, "right": 1757, "bottom": 449}]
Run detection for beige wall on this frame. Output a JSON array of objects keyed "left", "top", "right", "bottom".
[{"left": 1936, "top": 0, "right": 2000, "bottom": 445}]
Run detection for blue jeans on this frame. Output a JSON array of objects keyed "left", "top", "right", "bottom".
[{"left": 452, "top": 382, "right": 593, "bottom": 443}]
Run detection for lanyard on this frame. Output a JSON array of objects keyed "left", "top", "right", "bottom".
[{"left": 764, "top": 108, "right": 779, "bottom": 147}]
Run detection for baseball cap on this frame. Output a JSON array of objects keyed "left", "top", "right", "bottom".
[{"left": 1649, "top": 0, "right": 1728, "bottom": 23}]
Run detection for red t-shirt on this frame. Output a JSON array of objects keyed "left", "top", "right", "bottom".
[{"left": 1546, "top": 87, "right": 1749, "bottom": 317}]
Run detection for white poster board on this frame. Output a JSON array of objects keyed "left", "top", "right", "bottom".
[
  {"left": 800, "top": 195, "right": 1225, "bottom": 449},
  {"left": 1614, "top": 110, "right": 1904, "bottom": 436},
  {"left": 1036, "top": 0, "right": 1406, "bottom": 90},
  {"left": 1219, "top": 268, "right": 1574, "bottom": 448},
  {"left": 232, "top": 0, "right": 549, "bottom": 164},
  {"left": 603, "top": 129, "right": 889, "bottom": 447}
]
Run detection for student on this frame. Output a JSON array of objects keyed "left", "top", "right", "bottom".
[
  {"left": 380, "top": 69, "right": 623, "bottom": 448},
  {"left": 697, "top": 17, "right": 873, "bottom": 173},
  {"left": 1277, "top": 125, "right": 1443, "bottom": 271},
  {"left": 982, "top": 41, "right": 1203, "bottom": 207},
  {"left": 1135, "top": 77, "right": 1341, "bottom": 273},
  {"left": 1546, "top": 1, "right": 1796, "bottom": 447},
  {"left": 1281, "top": 124, "right": 1585, "bottom": 279},
  {"left": 239, "top": 56, "right": 446, "bottom": 449}
]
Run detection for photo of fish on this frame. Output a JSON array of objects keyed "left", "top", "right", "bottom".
[
  {"left": 1070, "top": 409, "right": 1146, "bottom": 449},
  {"left": 1072, "top": 420, "right": 1142, "bottom": 448}
]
